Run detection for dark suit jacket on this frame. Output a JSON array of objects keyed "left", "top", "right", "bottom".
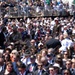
[
  {"left": 17, "top": 70, "right": 33, "bottom": 75},
  {"left": 0, "top": 70, "right": 17, "bottom": 75},
  {"left": 33, "top": 70, "right": 49, "bottom": 75},
  {"left": 27, "top": 62, "right": 38, "bottom": 72}
]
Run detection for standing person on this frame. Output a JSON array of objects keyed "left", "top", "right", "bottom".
[
  {"left": 27, "top": 55, "right": 38, "bottom": 73},
  {"left": 0, "top": 61, "right": 17, "bottom": 75}
]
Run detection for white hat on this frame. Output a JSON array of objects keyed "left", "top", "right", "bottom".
[
  {"left": 11, "top": 49, "right": 18, "bottom": 55},
  {"left": 38, "top": 42, "right": 43, "bottom": 47},
  {"left": 54, "top": 18, "right": 58, "bottom": 21},
  {"left": 53, "top": 63, "right": 60, "bottom": 68},
  {"left": 4, "top": 14, "right": 8, "bottom": 18},
  {"left": 10, "top": 42, "right": 14, "bottom": 46},
  {"left": 59, "top": 46, "right": 67, "bottom": 52}
]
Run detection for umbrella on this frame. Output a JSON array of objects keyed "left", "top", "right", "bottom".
[{"left": 46, "top": 38, "right": 61, "bottom": 49}]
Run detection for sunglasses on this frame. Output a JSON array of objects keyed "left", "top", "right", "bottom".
[{"left": 64, "top": 72, "right": 69, "bottom": 74}]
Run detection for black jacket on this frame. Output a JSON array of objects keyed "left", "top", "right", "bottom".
[
  {"left": 0, "top": 70, "right": 17, "bottom": 75},
  {"left": 33, "top": 70, "right": 49, "bottom": 75}
]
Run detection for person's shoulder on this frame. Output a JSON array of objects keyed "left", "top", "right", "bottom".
[
  {"left": 0, "top": 71, "right": 4, "bottom": 75},
  {"left": 11, "top": 71, "right": 17, "bottom": 75},
  {"left": 26, "top": 70, "right": 34, "bottom": 75},
  {"left": 42, "top": 70, "right": 49, "bottom": 75}
]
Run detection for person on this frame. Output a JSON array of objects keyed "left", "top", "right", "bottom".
[
  {"left": 0, "top": 61, "right": 17, "bottom": 75},
  {"left": 17, "top": 62, "right": 33, "bottom": 75},
  {"left": 63, "top": 69, "right": 71, "bottom": 75},
  {"left": 63, "top": 59, "right": 75, "bottom": 75},
  {"left": 27, "top": 55, "right": 38, "bottom": 73},
  {"left": 0, "top": 57, "right": 5, "bottom": 72},
  {"left": 61, "top": 32, "right": 73, "bottom": 51},
  {"left": 48, "top": 66, "right": 57, "bottom": 75},
  {"left": 33, "top": 62, "right": 48, "bottom": 75},
  {"left": 41, "top": 56, "right": 50, "bottom": 72}
]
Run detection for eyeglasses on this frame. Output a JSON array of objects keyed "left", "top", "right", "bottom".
[
  {"left": 66, "top": 63, "right": 71, "bottom": 65},
  {"left": 11, "top": 53, "right": 15, "bottom": 54},
  {"left": 64, "top": 72, "right": 69, "bottom": 74},
  {"left": 7, "top": 65, "right": 13, "bottom": 67}
]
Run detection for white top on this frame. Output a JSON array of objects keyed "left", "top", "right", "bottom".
[{"left": 61, "top": 38, "right": 73, "bottom": 48}]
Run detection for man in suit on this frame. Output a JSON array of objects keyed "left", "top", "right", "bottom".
[
  {"left": 33, "top": 62, "right": 48, "bottom": 75},
  {"left": 27, "top": 55, "right": 38, "bottom": 72},
  {"left": 17, "top": 62, "right": 33, "bottom": 75}
]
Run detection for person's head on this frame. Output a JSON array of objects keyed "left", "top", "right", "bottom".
[
  {"left": 11, "top": 49, "right": 18, "bottom": 56},
  {"left": 53, "top": 63, "right": 60, "bottom": 73},
  {"left": 5, "top": 61, "right": 13, "bottom": 72},
  {"left": 48, "top": 48, "right": 54, "bottom": 54},
  {"left": 47, "top": 54, "right": 53, "bottom": 60},
  {"left": 38, "top": 42, "right": 43, "bottom": 49},
  {"left": 63, "top": 32, "right": 68, "bottom": 39},
  {"left": 71, "top": 58, "right": 75, "bottom": 69},
  {"left": 17, "top": 62, "right": 26, "bottom": 73},
  {"left": 63, "top": 51, "right": 69, "bottom": 59},
  {"left": 40, "top": 48, "right": 47, "bottom": 57},
  {"left": 30, "top": 55, "right": 35, "bottom": 64},
  {"left": 41, "top": 57, "right": 48, "bottom": 65},
  {"left": 36, "top": 53, "right": 42, "bottom": 62},
  {"left": 10, "top": 49, "right": 18, "bottom": 59},
  {"left": 49, "top": 66, "right": 55, "bottom": 75},
  {"left": 65, "top": 59, "right": 72, "bottom": 69},
  {"left": 30, "top": 46, "right": 37, "bottom": 55},
  {"left": 37, "top": 62, "right": 43, "bottom": 70},
  {"left": 4, "top": 54, "right": 10, "bottom": 62},
  {"left": 30, "top": 39, "right": 35, "bottom": 46},
  {"left": 63, "top": 69, "right": 71, "bottom": 75}
]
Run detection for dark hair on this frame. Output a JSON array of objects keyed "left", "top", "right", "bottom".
[
  {"left": 63, "top": 69, "right": 71, "bottom": 75},
  {"left": 17, "top": 62, "right": 26, "bottom": 69},
  {"left": 6, "top": 61, "right": 13, "bottom": 66}
]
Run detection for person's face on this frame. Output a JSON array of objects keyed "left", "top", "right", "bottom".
[
  {"left": 37, "top": 55, "right": 41, "bottom": 61},
  {"left": 48, "top": 49, "right": 52, "bottom": 54},
  {"left": 38, "top": 64, "right": 42, "bottom": 70},
  {"left": 30, "top": 40, "right": 35, "bottom": 46},
  {"left": 5, "top": 55, "right": 9, "bottom": 61},
  {"left": 66, "top": 61, "right": 71, "bottom": 69},
  {"left": 49, "top": 68, "right": 55, "bottom": 74},
  {"left": 63, "top": 70, "right": 70, "bottom": 75},
  {"left": 72, "top": 62, "right": 75, "bottom": 68},
  {"left": 42, "top": 51, "right": 46, "bottom": 56},
  {"left": 5, "top": 50, "right": 10, "bottom": 55},
  {"left": 64, "top": 52, "right": 68, "bottom": 58},
  {"left": 6, "top": 64, "right": 13, "bottom": 72},
  {"left": 18, "top": 68, "right": 25, "bottom": 73}
]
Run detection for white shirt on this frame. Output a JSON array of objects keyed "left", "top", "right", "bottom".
[
  {"left": 61, "top": 38, "right": 73, "bottom": 49},
  {"left": 19, "top": 71, "right": 26, "bottom": 75},
  {"left": 21, "top": 57, "right": 31, "bottom": 65}
]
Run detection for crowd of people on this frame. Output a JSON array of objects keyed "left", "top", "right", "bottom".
[
  {"left": 0, "top": 0, "right": 75, "bottom": 75},
  {"left": 0, "top": 15, "right": 75, "bottom": 75},
  {"left": 0, "top": 0, "right": 75, "bottom": 17}
]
